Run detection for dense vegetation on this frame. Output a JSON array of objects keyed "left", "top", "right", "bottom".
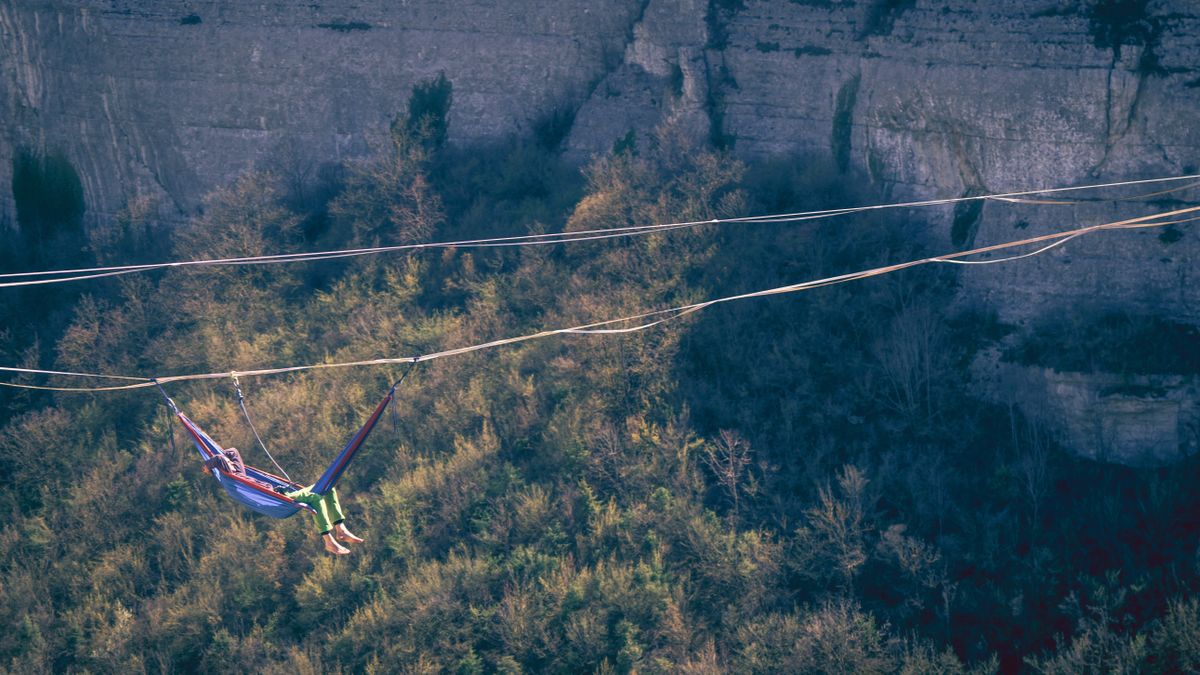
[{"left": 2, "top": 91, "right": 1200, "bottom": 673}]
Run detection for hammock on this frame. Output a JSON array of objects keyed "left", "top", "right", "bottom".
[{"left": 158, "top": 377, "right": 404, "bottom": 519}]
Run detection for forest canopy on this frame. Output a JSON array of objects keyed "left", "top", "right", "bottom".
[{"left": 2, "top": 101, "right": 1199, "bottom": 674}]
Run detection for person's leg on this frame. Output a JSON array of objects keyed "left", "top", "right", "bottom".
[
  {"left": 323, "top": 488, "right": 364, "bottom": 544},
  {"left": 286, "top": 485, "right": 349, "bottom": 555},
  {"left": 323, "top": 487, "right": 346, "bottom": 524}
]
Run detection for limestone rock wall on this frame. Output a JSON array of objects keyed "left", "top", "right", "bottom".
[
  {"left": 0, "top": 0, "right": 644, "bottom": 225},
  {"left": 980, "top": 359, "right": 1200, "bottom": 467},
  {"left": 5, "top": 1, "right": 1199, "bottom": 241},
  {"left": 566, "top": 0, "right": 1200, "bottom": 325},
  {"left": 716, "top": 0, "right": 1200, "bottom": 325}
]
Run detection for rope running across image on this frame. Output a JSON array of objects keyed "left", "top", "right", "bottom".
[
  {"left": 2, "top": 202, "right": 1196, "bottom": 393},
  {"left": 1, "top": 173, "right": 1196, "bottom": 288}
]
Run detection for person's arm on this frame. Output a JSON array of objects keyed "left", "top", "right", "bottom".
[
  {"left": 223, "top": 448, "right": 247, "bottom": 476},
  {"left": 204, "top": 454, "right": 232, "bottom": 473}
]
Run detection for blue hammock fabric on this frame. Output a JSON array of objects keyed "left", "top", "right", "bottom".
[
  {"left": 173, "top": 387, "right": 396, "bottom": 519},
  {"left": 177, "top": 411, "right": 312, "bottom": 518},
  {"left": 312, "top": 389, "right": 394, "bottom": 495}
]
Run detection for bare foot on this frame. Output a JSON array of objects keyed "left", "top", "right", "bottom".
[
  {"left": 335, "top": 524, "right": 364, "bottom": 544},
  {"left": 323, "top": 536, "right": 350, "bottom": 556}
]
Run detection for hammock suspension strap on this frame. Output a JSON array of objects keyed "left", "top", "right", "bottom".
[
  {"left": 232, "top": 373, "right": 293, "bottom": 483},
  {"left": 152, "top": 378, "right": 178, "bottom": 413},
  {"left": 309, "top": 359, "right": 419, "bottom": 496},
  {"left": 151, "top": 378, "right": 180, "bottom": 456},
  {"left": 391, "top": 360, "right": 417, "bottom": 436},
  {"left": 160, "top": 397, "right": 176, "bottom": 455}
]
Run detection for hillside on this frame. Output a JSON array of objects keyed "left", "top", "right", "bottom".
[
  {"left": 2, "top": 1, "right": 1200, "bottom": 672},
  {"left": 3, "top": 98, "right": 1200, "bottom": 671}
]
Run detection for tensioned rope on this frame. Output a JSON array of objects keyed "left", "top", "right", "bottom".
[
  {"left": 936, "top": 214, "right": 1200, "bottom": 266},
  {"left": 2, "top": 204, "right": 1194, "bottom": 393},
  {"left": 1, "top": 174, "right": 1196, "bottom": 289}
]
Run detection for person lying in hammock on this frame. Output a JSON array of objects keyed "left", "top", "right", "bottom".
[{"left": 204, "top": 447, "right": 365, "bottom": 556}]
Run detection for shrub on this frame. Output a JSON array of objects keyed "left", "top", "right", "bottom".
[
  {"left": 612, "top": 129, "right": 637, "bottom": 156},
  {"left": 1158, "top": 224, "right": 1183, "bottom": 244},
  {"left": 705, "top": 0, "right": 746, "bottom": 50},
  {"left": 533, "top": 106, "right": 576, "bottom": 151},
  {"left": 860, "top": 0, "right": 916, "bottom": 38},
  {"left": 1084, "top": 0, "right": 1165, "bottom": 74},
  {"left": 11, "top": 149, "right": 85, "bottom": 253},
  {"left": 951, "top": 196, "right": 984, "bottom": 247},
  {"left": 832, "top": 76, "right": 861, "bottom": 173},
  {"left": 408, "top": 73, "right": 453, "bottom": 149},
  {"left": 1085, "top": 0, "right": 1157, "bottom": 53}
]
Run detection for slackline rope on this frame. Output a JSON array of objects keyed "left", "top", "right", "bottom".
[
  {"left": 1, "top": 204, "right": 1194, "bottom": 393},
  {"left": 1, "top": 174, "right": 1196, "bottom": 288}
]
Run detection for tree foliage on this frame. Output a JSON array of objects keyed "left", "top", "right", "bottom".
[{"left": 1, "top": 108, "right": 1199, "bottom": 674}]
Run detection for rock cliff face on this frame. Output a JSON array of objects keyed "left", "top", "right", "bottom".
[
  {"left": 0, "top": 0, "right": 646, "bottom": 224},
  {"left": 3, "top": 0, "right": 1199, "bottom": 464},
  {"left": 977, "top": 359, "right": 1200, "bottom": 467},
  {"left": 5, "top": 2, "right": 1199, "bottom": 227},
  {"left": 570, "top": 0, "right": 1200, "bottom": 325}
]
